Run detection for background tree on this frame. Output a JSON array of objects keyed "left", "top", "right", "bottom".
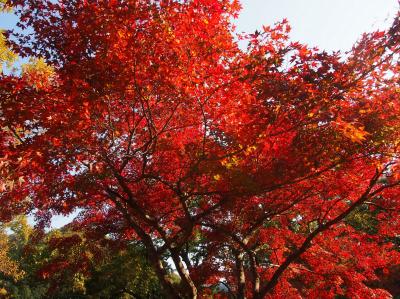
[
  {"left": 35, "top": 228, "right": 164, "bottom": 299},
  {"left": 0, "top": 229, "right": 24, "bottom": 298},
  {"left": 0, "top": 217, "right": 47, "bottom": 299},
  {"left": 1, "top": 0, "right": 400, "bottom": 298},
  {"left": 0, "top": 216, "right": 164, "bottom": 299}
]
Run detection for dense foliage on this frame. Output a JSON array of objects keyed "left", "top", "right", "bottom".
[
  {"left": 0, "top": 217, "right": 163, "bottom": 298},
  {"left": 1, "top": 0, "right": 400, "bottom": 298}
]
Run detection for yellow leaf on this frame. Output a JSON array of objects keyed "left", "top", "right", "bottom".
[
  {"left": 221, "top": 155, "right": 240, "bottom": 169},
  {"left": 245, "top": 145, "right": 257, "bottom": 155},
  {"left": 213, "top": 174, "right": 221, "bottom": 181},
  {"left": 340, "top": 123, "right": 370, "bottom": 144}
]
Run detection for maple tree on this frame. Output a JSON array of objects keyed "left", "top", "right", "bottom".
[{"left": 1, "top": 0, "right": 400, "bottom": 298}]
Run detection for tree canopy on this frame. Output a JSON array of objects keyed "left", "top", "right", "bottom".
[{"left": 1, "top": 0, "right": 400, "bottom": 298}]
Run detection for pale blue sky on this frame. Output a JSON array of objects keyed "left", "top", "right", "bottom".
[
  {"left": 235, "top": 0, "right": 398, "bottom": 52},
  {"left": 1, "top": 0, "right": 398, "bottom": 228}
]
